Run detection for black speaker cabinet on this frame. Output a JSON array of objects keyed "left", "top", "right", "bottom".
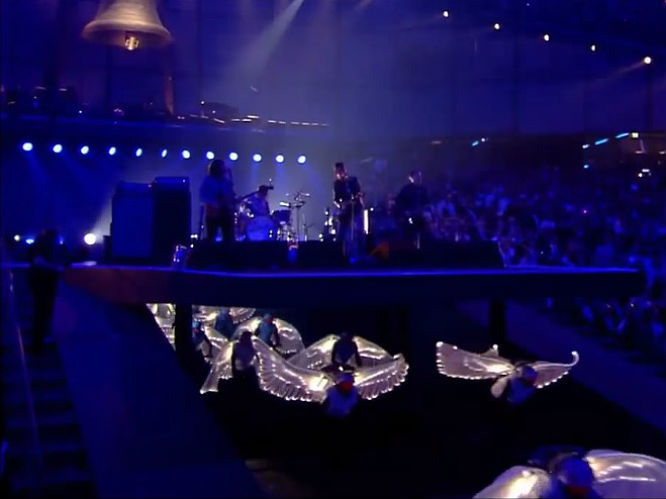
[
  {"left": 297, "top": 241, "right": 345, "bottom": 268},
  {"left": 188, "top": 241, "right": 289, "bottom": 270},
  {"left": 110, "top": 178, "right": 191, "bottom": 264}
]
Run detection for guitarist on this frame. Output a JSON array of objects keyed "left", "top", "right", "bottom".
[
  {"left": 395, "top": 169, "right": 431, "bottom": 247},
  {"left": 200, "top": 159, "right": 236, "bottom": 242},
  {"left": 333, "top": 162, "right": 363, "bottom": 254}
]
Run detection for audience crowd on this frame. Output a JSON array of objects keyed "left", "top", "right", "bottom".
[{"left": 370, "top": 162, "right": 666, "bottom": 364}]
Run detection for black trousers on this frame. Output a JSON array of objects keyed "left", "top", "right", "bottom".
[
  {"left": 205, "top": 209, "right": 235, "bottom": 242},
  {"left": 336, "top": 210, "right": 363, "bottom": 256},
  {"left": 400, "top": 214, "right": 431, "bottom": 246}
]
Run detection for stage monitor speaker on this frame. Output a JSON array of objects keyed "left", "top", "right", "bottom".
[
  {"left": 379, "top": 240, "right": 503, "bottom": 269},
  {"left": 188, "top": 241, "right": 289, "bottom": 270},
  {"left": 297, "top": 241, "right": 345, "bottom": 268}
]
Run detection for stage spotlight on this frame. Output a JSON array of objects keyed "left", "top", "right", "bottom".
[
  {"left": 52, "top": 144, "right": 63, "bottom": 154},
  {"left": 643, "top": 56, "right": 652, "bottom": 65},
  {"left": 135, "top": 148, "right": 143, "bottom": 157},
  {"left": 84, "top": 233, "right": 97, "bottom": 246},
  {"left": 22, "top": 142, "right": 34, "bottom": 152},
  {"left": 80, "top": 145, "right": 90, "bottom": 155},
  {"left": 229, "top": 152, "right": 239, "bottom": 161},
  {"left": 297, "top": 155, "right": 306, "bottom": 164},
  {"left": 13, "top": 234, "right": 20, "bottom": 242},
  {"left": 543, "top": 33, "right": 550, "bottom": 42},
  {"left": 583, "top": 164, "right": 590, "bottom": 169},
  {"left": 275, "top": 154, "right": 285, "bottom": 164},
  {"left": 442, "top": 10, "right": 449, "bottom": 18},
  {"left": 108, "top": 146, "right": 117, "bottom": 156},
  {"left": 252, "top": 153, "right": 262, "bottom": 163},
  {"left": 494, "top": 23, "right": 501, "bottom": 31},
  {"left": 590, "top": 44, "right": 596, "bottom": 52},
  {"left": 206, "top": 151, "right": 215, "bottom": 160},
  {"left": 161, "top": 149, "right": 168, "bottom": 158},
  {"left": 181, "top": 150, "right": 191, "bottom": 159},
  {"left": 25, "top": 237, "right": 35, "bottom": 245}
]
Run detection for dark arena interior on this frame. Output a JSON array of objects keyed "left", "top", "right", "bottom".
[{"left": 1, "top": 1, "right": 665, "bottom": 498}]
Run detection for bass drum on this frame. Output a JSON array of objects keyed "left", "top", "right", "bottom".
[{"left": 245, "top": 216, "right": 276, "bottom": 241}]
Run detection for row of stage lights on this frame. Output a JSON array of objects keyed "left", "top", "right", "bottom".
[
  {"left": 13, "top": 232, "right": 99, "bottom": 246},
  {"left": 440, "top": 10, "right": 653, "bottom": 65},
  {"left": 19, "top": 142, "right": 307, "bottom": 164}
]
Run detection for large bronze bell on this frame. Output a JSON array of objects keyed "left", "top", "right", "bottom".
[{"left": 82, "top": 0, "right": 172, "bottom": 50}]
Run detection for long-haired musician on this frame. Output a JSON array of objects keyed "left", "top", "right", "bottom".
[{"left": 200, "top": 159, "right": 235, "bottom": 242}]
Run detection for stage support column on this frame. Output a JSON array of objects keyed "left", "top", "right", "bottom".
[
  {"left": 489, "top": 300, "right": 507, "bottom": 345},
  {"left": 174, "top": 303, "right": 193, "bottom": 362}
]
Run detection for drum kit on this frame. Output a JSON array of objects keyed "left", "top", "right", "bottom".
[{"left": 236, "top": 187, "right": 311, "bottom": 243}]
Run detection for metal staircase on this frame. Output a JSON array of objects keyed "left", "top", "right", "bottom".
[{"left": 1, "top": 266, "right": 96, "bottom": 498}]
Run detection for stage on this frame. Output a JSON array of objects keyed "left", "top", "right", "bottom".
[{"left": 61, "top": 264, "right": 644, "bottom": 307}]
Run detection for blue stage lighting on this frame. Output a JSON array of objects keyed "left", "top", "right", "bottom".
[
  {"left": 22, "top": 142, "right": 34, "bottom": 152},
  {"left": 135, "top": 148, "right": 143, "bottom": 157},
  {"left": 206, "top": 151, "right": 215, "bottom": 160},
  {"left": 252, "top": 153, "right": 262, "bottom": 163},
  {"left": 108, "top": 146, "right": 117, "bottom": 156},
  {"left": 181, "top": 150, "right": 191, "bottom": 159},
  {"left": 297, "top": 155, "right": 307, "bottom": 164},
  {"left": 80, "top": 145, "right": 90, "bottom": 155},
  {"left": 52, "top": 144, "right": 63, "bottom": 154},
  {"left": 25, "top": 237, "right": 35, "bottom": 245},
  {"left": 275, "top": 154, "right": 285, "bottom": 164},
  {"left": 161, "top": 149, "right": 168, "bottom": 158},
  {"left": 594, "top": 138, "right": 609, "bottom": 146},
  {"left": 583, "top": 164, "right": 590, "bottom": 169},
  {"left": 229, "top": 152, "right": 239, "bottom": 161}
]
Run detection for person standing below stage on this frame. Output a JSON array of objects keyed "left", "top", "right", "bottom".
[
  {"left": 200, "top": 159, "right": 235, "bottom": 242},
  {"left": 27, "top": 228, "right": 68, "bottom": 353},
  {"left": 333, "top": 162, "right": 363, "bottom": 256},
  {"left": 395, "top": 169, "right": 431, "bottom": 246},
  {"left": 246, "top": 185, "right": 271, "bottom": 218}
]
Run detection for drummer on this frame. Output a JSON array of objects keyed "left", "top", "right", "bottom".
[{"left": 246, "top": 185, "right": 271, "bottom": 218}]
